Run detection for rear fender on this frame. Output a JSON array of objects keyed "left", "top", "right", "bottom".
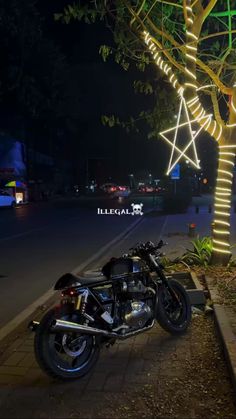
[{"left": 54, "top": 273, "right": 81, "bottom": 290}]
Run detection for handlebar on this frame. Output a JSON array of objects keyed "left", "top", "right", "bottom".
[{"left": 129, "top": 240, "right": 166, "bottom": 255}]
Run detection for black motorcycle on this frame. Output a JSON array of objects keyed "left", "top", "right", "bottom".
[{"left": 30, "top": 240, "right": 191, "bottom": 380}]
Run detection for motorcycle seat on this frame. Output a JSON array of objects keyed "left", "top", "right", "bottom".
[{"left": 54, "top": 271, "right": 106, "bottom": 290}]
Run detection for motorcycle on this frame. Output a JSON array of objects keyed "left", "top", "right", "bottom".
[{"left": 29, "top": 240, "right": 191, "bottom": 380}]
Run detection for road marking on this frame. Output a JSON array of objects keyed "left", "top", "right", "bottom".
[{"left": 0, "top": 216, "right": 144, "bottom": 342}]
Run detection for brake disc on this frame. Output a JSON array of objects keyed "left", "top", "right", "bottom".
[{"left": 62, "top": 334, "right": 87, "bottom": 357}]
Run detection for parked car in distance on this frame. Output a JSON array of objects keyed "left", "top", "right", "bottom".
[
  {"left": 138, "top": 185, "right": 166, "bottom": 194},
  {"left": 0, "top": 190, "right": 16, "bottom": 208},
  {"left": 100, "top": 183, "right": 117, "bottom": 194},
  {"left": 114, "top": 185, "right": 131, "bottom": 198}
]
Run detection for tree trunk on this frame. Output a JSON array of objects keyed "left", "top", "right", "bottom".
[{"left": 211, "top": 142, "right": 235, "bottom": 265}]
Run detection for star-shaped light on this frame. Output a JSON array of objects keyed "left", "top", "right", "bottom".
[{"left": 159, "top": 94, "right": 212, "bottom": 175}]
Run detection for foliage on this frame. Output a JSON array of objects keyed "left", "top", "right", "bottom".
[
  {"left": 181, "top": 237, "right": 213, "bottom": 267},
  {"left": 54, "top": 1, "right": 177, "bottom": 137}
]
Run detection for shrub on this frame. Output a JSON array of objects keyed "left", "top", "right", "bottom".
[{"left": 181, "top": 236, "right": 213, "bottom": 266}]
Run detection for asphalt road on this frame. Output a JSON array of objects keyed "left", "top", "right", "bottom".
[
  {"left": 0, "top": 193, "right": 216, "bottom": 328},
  {"left": 0, "top": 197, "right": 156, "bottom": 328}
]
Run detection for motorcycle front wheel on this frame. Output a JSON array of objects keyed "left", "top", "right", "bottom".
[
  {"left": 34, "top": 307, "right": 100, "bottom": 380},
  {"left": 157, "top": 279, "right": 191, "bottom": 335}
]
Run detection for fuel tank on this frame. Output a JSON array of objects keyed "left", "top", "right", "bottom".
[{"left": 102, "top": 256, "right": 149, "bottom": 278}]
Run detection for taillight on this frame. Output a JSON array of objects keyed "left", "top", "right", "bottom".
[{"left": 61, "top": 288, "right": 78, "bottom": 297}]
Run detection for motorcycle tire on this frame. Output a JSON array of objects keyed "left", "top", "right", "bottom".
[
  {"left": 157, "top": 279, "right": 191, "bottom": 335},
  {"left": 34, "top": 306, "right": 100, "bottom": 380}
]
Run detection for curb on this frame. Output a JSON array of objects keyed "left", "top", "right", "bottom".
[
  {"left": 0, "top": 215, "right": 145, "bottom": 343},
  {"left": 170, "top": 271, "right": 206, "bottom": 305},
  {"left": 205, "top": 275, "right": 236, "bottom": 394}
]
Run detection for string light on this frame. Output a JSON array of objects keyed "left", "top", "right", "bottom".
[
  {"left": 160, "top": 95, "right": 211, "bottom": 174},
  {"left": 217, "top": 169, "right": 233, "bottom": 177},
  {"left": 197, "top": 85, "right": 215, "bottom": 91},
  {"left": 219, "top": 152, "right": 235, "bottom": 157},
  {"left": 215, "top": 210, "right": 231, "bottom": 216},
  {"left": 186, "top": 45, "right": 197, "bottom": 51},
  {"left": 191, "top": 103, "right": 201, "bottom": 113},
  {"left": 210, "top": 120, "right": 217, "bottom": 136},
  {"left": 186, "top": 53, "right": 197, "bottom": 62},
  {"left": 215, "top": 192, "right": 231, "bottom": 196},
  {"left": 217, "top": 178, "right": 232, "bottom": 184},
  {"left": 187, "top": 97, "right": 199, "bottom": 106},
  {"left": 212, "top": 247, "right": 231, "bottom": 255},
  {"left": 186, "top": 31, "right": 198, "bottom": 40},
  {"left": 204, "top": 116, "right": 212, "bottom": 130},
  {"left": 197, "top": 108, "right": 204, "bottom": 119},
  {"left": 215, "top": 197, "right": 231, "bottom": 203},
  {"left": 219, "top": 145, "right": 236, "bottom": 149},
  {"left": 185, "top": 68, "right": 197, "bottom": 79},
  {"left": 214, "top": 220, "right": 230, "bottom": 226},
  {"left": 216, "top": 187, "right": 232, "bottom": 192},
  {"left": 213, "top": 239, "right": 230, "bottom": 247},
  {"left": 185, "top": 82, "right": 198, "bottom": 89},
  {"left": 218, "top": 159, "right": 234, "bottom": 166},
  {"left": 213, "top": 230, "right": 230, "bottom": 235}
]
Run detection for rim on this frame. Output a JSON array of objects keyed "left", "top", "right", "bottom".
[
  {"left": 161, "top": 286, "right": 187, "bottom": 325},
  {"left": 47, "top": 314, "right": 96, "bottom": 373}
]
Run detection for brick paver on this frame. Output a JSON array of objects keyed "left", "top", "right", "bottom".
[{"left": 0, "top": 314, "right": 235, "bottom": 418}]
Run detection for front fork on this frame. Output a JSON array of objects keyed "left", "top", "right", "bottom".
[{"left": 149, "top": 254, "right": 180, "bottom": 305}]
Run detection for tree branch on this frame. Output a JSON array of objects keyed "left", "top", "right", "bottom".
[
  {"left": 201, "top": 0, "right": 217, "bottom": 22},
  {"left": 210, "top": 89, "right": 225, "bottom": 127},
  {"left": 143, "top": 14, "right": 232, "bottom": 95}
]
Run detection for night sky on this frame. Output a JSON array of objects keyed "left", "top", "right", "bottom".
[
  {"left": 0, "top": 0, "right": 217, "bottom": 186},
  {"left": 34, "top": 0, "right": 176, "bottom": 183}
]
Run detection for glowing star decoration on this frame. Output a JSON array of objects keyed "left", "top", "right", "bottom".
[{"left": 159, "top": 94, "right": 212, "bottom": 175}]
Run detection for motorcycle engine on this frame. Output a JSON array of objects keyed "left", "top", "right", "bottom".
[{"left": 123, "top": 300, "right": 152, "bottom": 328}]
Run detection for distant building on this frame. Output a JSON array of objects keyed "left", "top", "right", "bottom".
[
  {"left": 0, "top": 135, "right": 26, "bottom": 184},
  {"left": 0, "top": 134, "right": 75, "bottom": 200}
]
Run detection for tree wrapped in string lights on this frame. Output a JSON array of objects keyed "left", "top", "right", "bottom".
[
  {"left": 136, "top": 0, "right": 236, "bottom": 265},
  {"left": 59, "top": 0, "right": 236, "bottom": 265}
]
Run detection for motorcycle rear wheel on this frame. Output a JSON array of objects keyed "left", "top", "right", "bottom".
[
  {"left": 157, "top": 279, "right": 191, "bottom": 335},
  {"left": 34, "top": 307, "right": 100, "bottom": 380}
]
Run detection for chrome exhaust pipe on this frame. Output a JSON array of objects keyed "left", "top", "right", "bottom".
[
  {"left": 51, "top": 319, "right": 154, "bottom": 340},
  {"left": 51, "top": 319, "right": 117, "bottom": 338}
]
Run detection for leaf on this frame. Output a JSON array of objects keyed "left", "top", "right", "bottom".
[
  {"left": 54, "top": 13, "right": 63, "bottom": 21},
  {"left": 99, "top": 45, "right": 112, "bottom": 62}
]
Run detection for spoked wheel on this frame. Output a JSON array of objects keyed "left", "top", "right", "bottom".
[
  {"left": 157, "top": 279, "right": 191, "bottom": 335},
  {"left": 34, "top": 307, "right": 100, "bottom": 380}
]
